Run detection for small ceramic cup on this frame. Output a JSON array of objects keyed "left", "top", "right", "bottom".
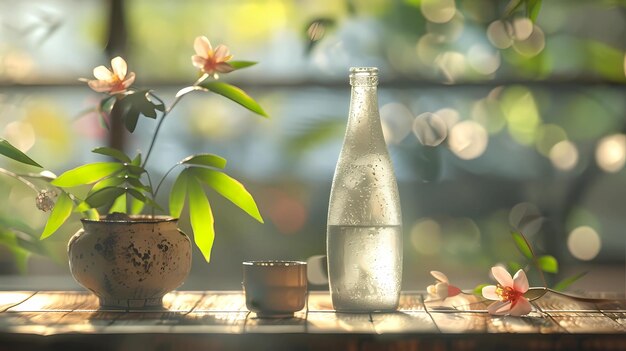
[{"left": 242, "top": 260, "right": 307, "bottom": 318}]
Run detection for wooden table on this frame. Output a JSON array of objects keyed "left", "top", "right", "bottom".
[{"left": 0, "top": 290, "right": 624, "bottom": 351}]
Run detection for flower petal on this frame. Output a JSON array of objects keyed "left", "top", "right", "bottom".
[
  {"left": 192, "top": 55, "right": 207, "bottom": 69},
  {"left": 194, "top": 36, "right": 212, "bottom": 57},
  {"left": 482, "top": 285, "right": 499, "bottom": 300},
  {"left": 508, "top": 297, "right": 532, "bottom": 316},
  {"left": 214, "top": 44, "right": 231, "bottom": 60},
  {"left": 434, "top": 282, "right": 449, "bottom": 299},
  {"left": 447, "top": 285, "right": 462, "bottom": 297},
  {"left": 121, "top": 72, "right": 135, "bottom": 89},
  {"left": 430, "top": 271, "right": 449, "bottom": 283},
  {"left": 87, "top": 80, "right": 114, "bottom": 92},
  {"left": 491, "top": 266, "right": 513, "bottom": 287},
  {"left": 93, "top": 66, "right": 113, "bottom": 81},
  {"left": 111, "top": 56, "right": 127, "bottom": 79},
  {"left": 513, "top": 269, "right": 529, "bottom": 293},
  {"left": 214, "top": 62, "right": 235, "bottom": 73},
  {"left": 487, "top": 300, "right": 511, "bottom": 315}
]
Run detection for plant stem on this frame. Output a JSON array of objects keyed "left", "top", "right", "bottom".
[
  {"left": 153, "top": 164, "right": 181, "bottom": 199},
  {"left": 141, "top": 93, "right": 184, "bottom": 169},
  {"left": 526, "top": 287, "right": 615, "bottom": 303},
  {"left": 0, "top": 168, "right": 40, "bottom": 193}
]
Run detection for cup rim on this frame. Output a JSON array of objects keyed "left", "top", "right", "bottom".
[{"left": 243, "top": 260, "right": 306, "bottom": 267}]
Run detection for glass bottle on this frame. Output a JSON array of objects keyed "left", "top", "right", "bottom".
[{"left": 326, "top": 67, "right": 403, "bottom": 312}]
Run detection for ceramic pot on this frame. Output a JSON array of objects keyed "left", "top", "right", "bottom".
[{"left": 68, "top": 216, "right": 191, "bottom": 309}]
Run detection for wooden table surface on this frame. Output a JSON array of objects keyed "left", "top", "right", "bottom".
[{"left": 0, "top": 290, "right": 624, "bottom": 351}]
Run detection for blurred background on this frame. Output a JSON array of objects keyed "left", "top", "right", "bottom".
[{"left": 0, "top": 0, "right": 624, "bottom": 293}]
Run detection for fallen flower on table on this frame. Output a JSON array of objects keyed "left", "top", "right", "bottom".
[
  {"left": 482, "top": 266, "right": 532, "bottom": 316},
  {"left": 426, "top": 270, "right": 462, "bottom": 300}
]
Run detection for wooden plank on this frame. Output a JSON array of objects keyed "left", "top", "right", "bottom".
[
  {"left": 163, "top": 291, "right": 206, "bottom": 312},
  {"left": 532, "top": 291, "right": 626, "bottom": 312},
  {"left": 0, "top": 311, "right": 69, "bottom": 335},
  {"left": 244, "top": 310, "right": 307, "bottom": 333},
  {"left": 47, "top": 311, "right": 118, "bottom": 334},
  {"left": 485, "top": 311, "right": 566, "bottom": 333},
  {"left": 548, "top": 312, "right": 626, "bottom": 333},
  {"left": 307, "top": 312, "right": 374, "bottom": 333},
  {"left": 7, "top": 291, "right": 98, "bottom": 312},
  {"left": 0, "top": 291, "right": 35, "bottom": 312},
  {"left": 428, "top": 312, "right": 487, "bottom": 333},
  {"left": 171, "top": 312, "right": 247, "bottom": 333},
  {"left": 371, "top": 311, "right": 438, "bottom": 334},
  {"left": 398, "top": 292, "right": 426, "bottom": 312},
  {"left": 194, "top": 291, "right": 246, "bottom": 312},
  {"left": 307, "top": 291, "right": 333, "bottom": 312}
]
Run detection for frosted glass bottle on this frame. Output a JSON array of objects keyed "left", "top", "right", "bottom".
[{"left": 326, "top": 67, "right": 403, "bottom": 312}]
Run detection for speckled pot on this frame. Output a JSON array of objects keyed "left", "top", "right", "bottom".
[{"left": 68, "top": 216, "right": 192, "bottom": 309}]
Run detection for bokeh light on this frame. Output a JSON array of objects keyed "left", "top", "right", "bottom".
[
  {"left": 471, "top": 97, "right": 506, "bottom": 133},
  {"left": 595, "top": 134, "right": 626, "bottom": 173},
  {"left": 420, "top": 0, "right": 456, "bottom": 24},
  {"left": 502, "top": 87, "right": 541, "bottom": 145},
  {"left": 2, "top": 121, "right": 35, "bottom": 153},
  {"left": 467, "top": 44, "right": 501, "bottom": 75},
  {"left": 412, "top": 112, "right": 447, "bottom": 147},
  {"left": 567, "top": 226, "right": 601, "bottom": 261},
  {"left": 486, "top": 20, "right": 513, "bottom": 49},
  {"left": 512, "top": 24, "right": 546, "bottom": 57},
  {"left": 549, "top": 140, "right": 578, "bottom": 171},
  {"left": 410, "top": 218, "right": 442, "bottom": 256},
  {"left": 448, "top": 120, "right": 488, "bottom": 160},
  {"left": 380, "top": 102, "right": 414, "bottom": 145},
  {"left": 535, "top": 124, "right": 567, "bottom": 156}
]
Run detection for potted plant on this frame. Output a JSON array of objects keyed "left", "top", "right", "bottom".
[{"left": 0, "top": 36, "right": 266, "bottom": 309}]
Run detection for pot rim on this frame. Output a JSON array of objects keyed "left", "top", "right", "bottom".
[
  {"left": 81, "top": 215, "right": 178, "bottom": 224},
  {"left": 243, "top": 260, "right": 307, "bottom": 267}
]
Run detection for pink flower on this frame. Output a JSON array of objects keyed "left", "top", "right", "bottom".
[
  {"left": 427, "top": 271, "right": 462, "bottom": 300},
  {"left": 191, "top": 36, "right": 234, "bottom": 78},
  {"left": 84, "top": 56, "right": 135, "bottom": 94},
  {"left": 482, "top": 266, "right": 532, "bottom": 316}
]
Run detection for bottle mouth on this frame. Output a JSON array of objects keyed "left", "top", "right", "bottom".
[
  {"left": 349, "top": 67, "right": 378, "bottom": 76},
  {"left": 349, "top": 67, "right": 379, "bottom": 86}
]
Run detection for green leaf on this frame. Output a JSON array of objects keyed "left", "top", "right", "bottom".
[
  {"left": 191, "top": 168, "right": 263, "bottom": 223},
  {"left": 504, "top": 0, "right": 524, "bottom": 17},
  {"left": 132, "top": 153, "right": 142, "bottom": 166},
  {"left": 129, "top": 195, "right": 145, "bottom": 215},
  {"left": 511, "top": 231, "right": 534, "bottom": 259},
  {"left": 472, "top": 284, "right": 490, "bottom": 296},
  {"left": 125, "top": 177, "right": 151, "bottom": 192},
  {"left": 197, "top": 81, "right": 268, "bottom": 117},
  {"left": 169, "top": 170, "right": 188, "bottom": 218},
  {"left": 109, "top": 193, "right": 127, "bottom": 213},
  {"left": 228, "top": 61, "right": 257, "bottom": 70},
  {"left": 84, "top": 187, "right": 126, "bottom": 208},
  {"left": 126, "top": 188, "right": 146, "bottom": 202},
  {"left": 52, "top": 162, "right": 124, "bottom": 187},
  {"left": 40, "top": 192, "right": 74, "bottom": 239},
  {"left": 527, "top": 0, "right": 542, "bottom": 22},
  {"left": 553, "top": 272, "right": 588, "bottom": 291},
  {"left": 537, "top": 255, "right": 558, "bottom": 273},
  {"left": 92, "top": 147, "right": 131, "bottom": 163},
  {"left": 92, "top": 175, "right": 125, "bottom": 192},
  {"left": 124, "top": 164, "right": 146, "bottom": 177},
  {"left": 187, "top": 177, "right": 215, "bottom": 262},
  {"left": 180, "top": 154, "right": 227, "bottom": 169},
  {"left": 0, "top": 139, "right": 42, "bottom": 167},
  {"left": 111, "top": 90, "right": 162, "bottom": 133}
]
